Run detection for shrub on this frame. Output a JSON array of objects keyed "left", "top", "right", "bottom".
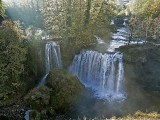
[{"left": 47, "top": 69, "right": 84, "bottom": 113}]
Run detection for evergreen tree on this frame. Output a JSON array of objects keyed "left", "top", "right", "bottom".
[
  {"left": 0, "top": 20, "right": 27, "bottom": 91},
  {"left": 0, "top": 0, "right": 5, "bottom": 17},
  {"left": 129, "top": 0, "right": 160, "bottom": 42}
]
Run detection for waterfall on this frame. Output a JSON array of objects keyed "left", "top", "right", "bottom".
[
  {"left": 116, "top": 54, "right": 124, "bottom": 93},
  {"left": 24, "top": 110, "right": 32, "bottom": 120},
  {"left": 111, "top": 20, "right": 114, "bottom": 25},
  {"left": 123, "top": 20, "right": 126, "bottom": 26},
  {"left": 69, "top": 51, "right": 126, "bottom": 102},
  {"left": 94, "top": 35, "right": 105, "bottom": 44},
  {"left": 37, "top": 41, "right": 62, "bottom": 87}
]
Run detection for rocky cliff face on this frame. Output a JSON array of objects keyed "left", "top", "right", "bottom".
[{"left": 119, "top": 44, "right": 160, "bottom": 93}]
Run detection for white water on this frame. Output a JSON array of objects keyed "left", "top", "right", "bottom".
[
  {"left": 108, "top": 27, "right": 145, "bottom": 52},
  {"left": 94, "top": 35, "right": 105, "bottom": 44},
  {"left": 111, "top": 20, "right": 114, "bottom": 25},
  {"left": 69, "top": 51, "right": 126, "bottom": 102},
  {"left": 70, "top": 18, "right": 145, "bottom": 102},
  {"left": 37, "top": 41, "right": 62, "bottom": 87},
  {"left": 69, "top": 20, "right": 136, "bottom": 102},
  {"left": 123, "top": 20, "right": 126, "bottom": 26},
  {"left": 24, "top": 110, "right": 32, "bottom": 120}
]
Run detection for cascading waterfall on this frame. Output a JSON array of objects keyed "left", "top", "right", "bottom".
[
  {"left": 94, "top": 35, "right": 105, "bottom": 44},
  {"left": 69, "top": 19, "right": 131, "bottom": 102},
  {"left": 69, "top": 51, "right": 126, "bottom": 102},
  {"left": 116, "top": 54, "right": 124, "bottom": 93},
  {"left": 37, "top": 41, "right": 62, "bottom": 87}
]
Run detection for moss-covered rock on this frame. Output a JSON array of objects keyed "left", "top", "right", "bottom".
[
  {"left": 47, "top": 69, "right": 84, "bottom": 113},
  {"left": 24, "top": 86, "right": 51, "bottom": 110}
]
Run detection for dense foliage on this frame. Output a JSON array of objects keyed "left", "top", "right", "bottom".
[
  {"left": 42, "top": 0, "right": 116, "bottom": 46},
  {"left": 0, "top": 21, "right": 26, "bottom": 88},
  {"left": 24, "top": 69, "right": 83, "bottom": 118},
  {"left": 0, "top": 20, "right": 27, "bottom": 105},
  {"left": 25, "top": 27, "right": 45, "bottom": 79},
  {"left": 42, "top": 0, "right": 116, "bottom": 68},
  {"left": 128, "top": 0, "right": 160, "bottom": 42},
  {"left": 47, "top": 69, "right": 83, "bottom": 113},
  {"left": 0, "top": 0, "right": 5, "bottom": 17}
]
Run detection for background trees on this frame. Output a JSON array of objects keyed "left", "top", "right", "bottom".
[
  {"left": 42, "top": 0, "right": 116, "bottom": 68},
  {"left": 42, "top": 0, "right": 116, "bottom": 45},
  {"left": 0, "top": 21, "right": 27, "bottom": 93},
  {"left": 0, "top": 0, "right": 5, "bottom": 17},
  {"left": 128, "top": 0, "right": 160, "bottom": 42}
]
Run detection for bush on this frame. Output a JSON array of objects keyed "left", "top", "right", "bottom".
[
  {"left": 47, "top": 69, "right": 84, "bottom": 113},
  {"left": 0, "top": 20, "right": 27, "bottom": 106},
  {"left": 24, "top": 86, "right": 51, "bottom": 110}
]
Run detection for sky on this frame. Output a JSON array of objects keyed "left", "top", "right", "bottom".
[{"left": 3, "top": 0, "right": 14, "bottom": 4}]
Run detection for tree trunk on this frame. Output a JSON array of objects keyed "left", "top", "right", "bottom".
[
  {"left": 84, "top": 0, "right": 91, "bottom": 25},
  {"left": 128, "top": 25, "right": 133, "bottom": 45},
  {"left": 66, "top": 0, "right": 72, "bottom": 27}
]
